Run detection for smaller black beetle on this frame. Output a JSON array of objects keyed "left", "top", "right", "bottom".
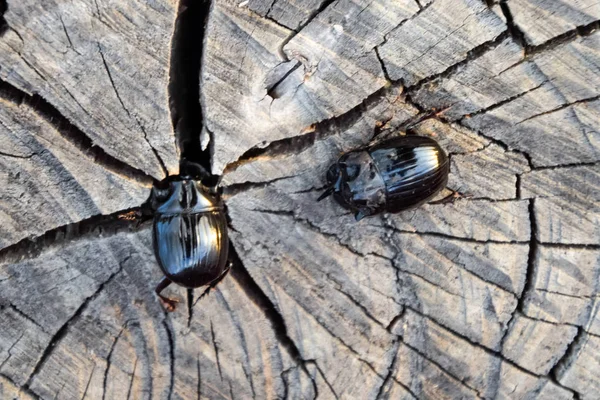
[
  {"left": 150, "top": 173, "right": 229, "bottom": 311},
  {"left": 318, "top": 135, "right": 450, "bottom": 221}
]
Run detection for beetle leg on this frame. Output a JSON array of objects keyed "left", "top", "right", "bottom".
[
  {"left": 317, "top": 186, "right": 334, "bottom": 202},
  {"left": 194, "top": 263, "right": 232, "bottom": 306},
  {"left": 155, "top": 277, "right": 179, "bottom": 312}
]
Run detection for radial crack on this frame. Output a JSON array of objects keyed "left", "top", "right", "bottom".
[
  {"left": 0, "top": 0, "right": 7, "bottom": 37},
  {"left": 24, "top": 267, "right": 123, "bottom": 391},
  {"left": 169, "top": 0, "right": 213, "bottom": 175},
  {"left": 515, "top": 95, "right": 600, "bottom": 125},
  {"left": 223, "top": 84, "right": 399, "bottom": 174},
  {"left": 0, "top": 206, "right": 149, "bottom": 265},
  {"left": 227, "top": 243, "right": 318, "bottom": 394},
  {"left": 0, "top": 79, "right": 154, "bottom": 186}
]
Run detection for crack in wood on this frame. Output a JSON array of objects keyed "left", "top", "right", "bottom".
[
  {"left": 125, "top": 357, "right": 138, "bottom": 400},
  {"left": 374, "top": 47, "right": 392, "bottom": 85},
  {"left": 0, "top": 206, "right": 149, "bottom": 265},
  {"left": 170, "top": 0, "right": 213, "bottom": 175},
  {"left": 23, "top": 267, "right": 123, "bottom": 394},
  {"left": 0, "top": 149, "right": 39, "bottom": 159},
  {"left": 499, "top": 1, "right": 528, "bottom": 53},
  {"left": 0, "top": 78, "right": 154, "bottom": 186},
  {"left": 209, "top": 320, "right": 223, "bottom": 382},
  {"left": 380, "top": 0, "right": 435, "bottom": 46},
  {"left": 0, "top": 1, "right": 5, "bottom": 36},
  {"left": 500, "top": 199, "right": 537, "bottom": 354},
  {"left": 373, "top": 340, "right": 401, "bottom": 399},
  {"left": 515, "top": 95, "right": 600, "bottom": 126},
  {"left": 528, "top": 19, "right": 600, "bottom": 56},
  {"left": 465, "top": 80, "right": 549, "bottom": 119},
  {"left": 0, "top": 332, "right": 25, "bottom": 371},
  {"left": 404, "top": 30, "right": 511, "bottom": 93},
  {"left": 403, "top": 338, "right": 486, "bottom": 398},
  {"left": 227, "top": 243, "right": 320, "bottom": 394},
  {"left": 549, "top": 327, "right": 585, "bottom": 398},
  {"left": 331, "top": 285, "right": 387, "bottom": 329},
  {"left": 275, "top": 0, "right": 337, "bottom": 60},
  {"left": 212, "top": 291, "right": 257, "bottom": 398},
  {"left": 162, "top": 319, "right": 175, "bottom": 400},
  {"left": 452, "top": 118, "right": 535, "bottom": 169},
  {"left": 196, "top": 353, "right": 201, "bottom": 400},
  {"left": 3, "top": 304, "right": 46, "bottom": 333},
  {"left": 223, "top": 84, "right": 398, "bottom": 174},
  {"left": 96, "top": 42, "right": 169, "bottom": 177},
  {"left": 81, "top": 364, "right": 96, "bottom": 400},
  {"left": 222, "top": 175, "right": 298, "bottom": 199},
  {"left": 0, "top": 372, "right": 39, "bottom": 399},
  {"left": 101, "top": 328, "right": 124, "bottom": 400},
  {"left": 306, "top": 360, "right": 338, "bottom": 399},
  {"left": 403, "top": 305, "right": 582, "bottom": 396}
]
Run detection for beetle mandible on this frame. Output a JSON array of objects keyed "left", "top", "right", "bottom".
[
  {"left": 150, "top": 168, "right": 229, "bottom": 311},
  {"left": 318, "top": 135, "right": 450, "bottom": 221}
]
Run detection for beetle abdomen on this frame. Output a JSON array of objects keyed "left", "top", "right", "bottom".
[
  {"left": 153, "top": 211, "right": 229, "bottom": 288},
  {"left": 369, "top": 136, "right": 449, "bottom": 213}
]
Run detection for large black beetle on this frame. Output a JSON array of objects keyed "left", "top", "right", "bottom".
[
  {"left": 318, "top": 135, "right": 450, "bottom": 221},
  {"left": 150, "top": 172, "right": 229, "bottom": 311}
]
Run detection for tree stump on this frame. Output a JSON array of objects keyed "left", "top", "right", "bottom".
[{"left": 0, "top": 0, "right": 598, "bottom": 398}]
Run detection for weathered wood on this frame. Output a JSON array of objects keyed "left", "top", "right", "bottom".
[
  {"left": 507, "top": 0, "right": 600, "bottom": 46},
  {"left": 0, "top": 0, "right": 599, "bottom": 399},
  {"left": 0, "top": 0, "right": 179, "bottom": 178},
  {"left": 0, "top": 94, "right": 149, "bottom": 249}
]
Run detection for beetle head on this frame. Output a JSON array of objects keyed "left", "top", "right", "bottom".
[
  {"left": 151, "top": 176, "right": 222, "bottom": 214},
  {"left": 317, "top": 150, "right": 387, "bottom": 221}
]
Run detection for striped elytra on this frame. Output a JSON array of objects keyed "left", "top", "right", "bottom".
[
  {"left": 151, "top": 178, "right": 229, "bottom": 291},
  {"left": 318, "top": 135, "right": 450, "bottom": 221}
]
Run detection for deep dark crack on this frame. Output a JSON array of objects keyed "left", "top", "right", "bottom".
[
  {"left": 223, "top": 84, "right": 400, "bottom": 174},
  {"left": 227, "top": 243, "right": 318, "bottom": 396},
  {"left": 125, "top": 358, "right": 138, "bottom": 400},
  {"left": 0, "top": 206, "right": 150, "bottom": 265},
  {"left": 528, "top": 19, "right": 600, "bottom": 56},
  {"left": 169, "top": 0, "right": 213, "bottom": 176},
  {"left": 499, "top": 1, "right": 528, "bottom": 52},
  {"left": 0, "top": 79, "right": 154, "bottom": 186},
  {"left": 162, "top": 319, "right": 176, "bottom": 400},
  {"left": 0, "top": 0, "right": 7, "bottom": 37},
  {"left": 549, "top": 327, "right": 585, "bottom": 398}
]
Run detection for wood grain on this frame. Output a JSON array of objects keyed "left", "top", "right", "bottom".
[
  {"left": 0, "top": 0, "right": 598, "bottom": 398},
  {"left": 0, "top": 0, "right": 179, "bottom": 178},
  {"left": 507, "top": 0, "right": 600, "bottom": 46}
]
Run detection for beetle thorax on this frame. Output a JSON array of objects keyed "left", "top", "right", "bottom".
[
  {"left": 153, "top": 179, "right": 221, "bottom": 215},
  {"left": 326, "top": 150, "right": 387, "bottom": 220}
]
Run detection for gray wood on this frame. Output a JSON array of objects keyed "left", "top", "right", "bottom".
[
  {"left": 0, "top": 0, "right": 179, "bottom": 179},
  {"left": 507, "top": 0, "right": 600, "bottom": 46},
  {"left": 0, "top": 0, "right": 599, "bottom": 399}
]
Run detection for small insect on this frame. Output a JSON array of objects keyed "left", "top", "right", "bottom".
[
  {"left": 151, "top": 173, "right": 229, "bottom": 311},
  {"left": 318, "top": 135, "right": 450, "bottom": 221}
]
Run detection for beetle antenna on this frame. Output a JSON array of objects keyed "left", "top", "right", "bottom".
[{"left": 317, "top": 186, "right": 334, "bottom": 201}]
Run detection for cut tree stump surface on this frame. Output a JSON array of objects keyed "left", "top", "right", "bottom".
[{"left": 0, "top": 0, "right": 599, "bottom": 399}]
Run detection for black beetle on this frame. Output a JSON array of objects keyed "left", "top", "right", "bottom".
[
  {"left": 318, "top": 135, "right": 450, "bottom": 221},
  {"left": 150, "top": 172, "right": 229, "bottom": 311}
]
